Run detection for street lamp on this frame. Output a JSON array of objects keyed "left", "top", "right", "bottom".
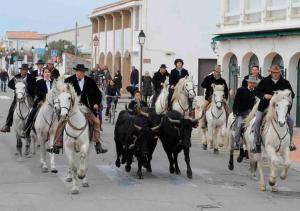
[
  {"left": 45, "top": 44, "right": 49, "bottom": 51},
  {"left": 210, "top": 40, "right": 218, "bottom": 55},
  {"left": 138, "top": 30, "right": 146, "bottom": 91},
  {"left": 31, "top": 46, "right": 35, "bottom": 63},
  {"left": 93, "top": 35, "right": 99, "bottom": 68}
]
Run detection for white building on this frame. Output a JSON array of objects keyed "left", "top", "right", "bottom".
[
  {"left": 90, "top": 0, "right": 219, "bottom": 92},
  {"left": 215, "top": 0, "right": 300, "bottom": 126},
  {"left": 46, "top": 25, "right": 92, "bottom": 54}
]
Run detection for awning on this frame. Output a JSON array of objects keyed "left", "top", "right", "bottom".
[{"left": 213, "top": 28, "right": 300, "bottom": 41}]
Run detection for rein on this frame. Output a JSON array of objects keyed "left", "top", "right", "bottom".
[
  {"left": 16, "top": 91, "right": 30, "bottom": 121},
  {"left": 64, "top": 111, "right": 88, "bottom": 141},
  {"left": 210, "top": 94, "right": 224, "bottom": 120},
  {"left": 271, "top": 116, "right": 289, "bottom": 153}
]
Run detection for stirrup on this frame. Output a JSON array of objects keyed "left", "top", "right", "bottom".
[{"left": 289, "top": 144, "right": 297, "bottom": 152}]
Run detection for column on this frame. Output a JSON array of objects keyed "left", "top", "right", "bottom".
[
  {"left": 97, "top": 16, "right": 101, "bottom": 65},
  {"left": 130, "top": 8, "right": 134, "bottom": 52},
  {"left": 112, "top": 13, "right": 116, "bottom": 75},
  {"left": 104, "top": 15, "right": 108, "bottom": 55}
]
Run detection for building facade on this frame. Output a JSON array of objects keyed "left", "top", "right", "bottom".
[
  {"left": 90, "top": 0, "right": 219, "bottom": 91},
  {"left": 214, "top": 0, "right": 300, "bottom": 126},
  {"left": 46, "top": 25, "right": 92, "bottom": 55}
]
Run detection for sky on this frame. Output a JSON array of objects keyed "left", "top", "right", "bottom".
[{"left": 0, "top": 0, "right": 117, "bottom": 37}]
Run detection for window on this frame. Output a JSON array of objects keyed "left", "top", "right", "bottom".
[
  {"left": 247, "top": 0, "right": 261, "bottom": 10},
  {"left": 228, "top": 0, "right": 240, "bottom": 13},
  {"left": 269, "top": 0, "right": 288, "bottom": 7}
]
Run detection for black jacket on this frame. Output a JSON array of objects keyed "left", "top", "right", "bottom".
[
  {"left": 50, "top": 68, "right": 60, "bottom": 80},
  {"left": 201, "top": 73, "right": 229, "bottom": 100},
  {"left": 65, "top": 75, "right": 102, "bottom": 113},
  {"left": 8, "top": 73, "right": 36, "bottom": 98},
  {"left": 255, "top": 75, "right": 294, "bottom": 112},
  {"left": 106, "top": 85, "right": 118, "bottom": 96},
  {"left": 169, "top": 68, "right": 189, "bottom": 87},
  {"left": 130, "top": 69, "right": 139, "bottom": 86},
  {"left": 0, "top": 71, "right": 9, "bottom": 81},
  {"left": 142, "top": 76, "right": 153, "bottom": 96},
  {"left": 34, "top": 79, "right": 52, "bottom": 107},
  {"left": 31, "top": 69, "right": 44, "bottom": 78},
  {"left": 233, "top": 87, "right": 256, "bottom": 116},
  {"left": 242, "top": 74, "right": 263, "bottom": 88},
  {"left": 128, "top": 100, "right": 148, "bottom": 114},
  {"left": 152, "top": 70, "right": 169, "bottom": 91},
  {"left": 114, "top": 72, "right": 122, "bottom": 88}
]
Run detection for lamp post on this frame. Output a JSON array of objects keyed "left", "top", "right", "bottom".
[
  {"left": 210, "top": 40, "right": 218, "bottom": 55},
  {"left": 93, "top": 35, "right": 99, "bottom": 68},
  {"left": 20, "top": 47, "right": 24, "bottom": 63},
  {"left": 31, "top": 46, "right": 35, "bottom": 64},
  {"left": 138, "top": 30, "right": 146, "bottom": 91}
]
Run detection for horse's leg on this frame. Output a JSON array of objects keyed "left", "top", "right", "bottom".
[
  {"left": 256, "top": 153, "right": 266, "bottom": 191},
  {"left": 280, "top": 147, "right": 290, "bottom": 180},
  {"left": 78, "top": 144, "right": 88, "bottom": 180},
  {"left": 25, "top": 136, "right": 31, "bottom": 157},
  {"left": 184, "top": 148, "right": 192, "bottom": 179},
  {"left": 266, "top": 145, "right": 278, "bottom": 191},
  {"left": 49, "top": 132, "right": 57, "bottom": 173},
  {"left": 40, "top": 139, "right": 48, "bottom": 173},
  {"left": 137, "top": 156, "right": 144, "bottom": 179},
  {"left": 174, "top": 152, "right": 181, "bottom": 175},
  {"left": 200, "top": 128, "right": 208, "bottom": 150},
  {"left": 146, "top": 140, "right": 157, "bottom": 173},
  {"left": 207, "top": 123, "right": 213, "bottom": 150},
  {"left": 213, "top": 128, "right": 219, "bottom": 154},
  {"left": 65, "top": 144, "right": 79, "bottom": 194},
  {"left": 16, "top": 136, "right": 23, "bottom": 162}
]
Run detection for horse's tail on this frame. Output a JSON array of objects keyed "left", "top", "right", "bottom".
[{"left": 244, "top": 98, "right": 260, "bottom": 127}]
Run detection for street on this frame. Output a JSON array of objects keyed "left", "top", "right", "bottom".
[{"left": 0, "top": 89, "right": 300, "bottom": 211}]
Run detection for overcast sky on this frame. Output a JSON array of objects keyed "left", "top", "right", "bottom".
[{"left": 0, "top": 0, "right": 116, "bottom": 37}]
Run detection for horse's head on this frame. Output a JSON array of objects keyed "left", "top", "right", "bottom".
[
  {"left": 272, "top": 90, "right": 292, "bottom": 127},
  {"left": 15, "top": 80, "right": 27, "bottom": 102},
  {"left": 58, "top": 84, "right": 75, "bottom": 120},
  {"left": 183, "top": 76, "right": 196, "bottom": 99},
  {"left": 212, "top": 85, "right": 225, "bottom": 109}
]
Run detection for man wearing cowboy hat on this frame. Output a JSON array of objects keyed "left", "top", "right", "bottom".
[
  {"left": 151, "top": 64, "right": 169, "bottom": 108},
  {"left": 232, "top": 75, "right": 258, "bottom": 149},
  {"left": 31, "top": 59, "right": 45, "bottom": 78},
  {"left": 46, "top": 60, "right": 60, "bottom": 80},
  {"left": 0, "top": 64, "right": 36, "bottom": 133},
  {"left": 252, "top": 65, "right": 296, "bottom": 153},
  {"left": 48, "top": 64, "right": 107, "bottom": 154}
]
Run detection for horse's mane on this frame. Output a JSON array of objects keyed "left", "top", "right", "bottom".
[
  {"left": 172, "top": 76, "right": 192, "bottom": 101},
  {"left": 244, "top": 98, "right": 260, "bottom": 127},
  {"left": 265, "top": 89, "right": 292, "bottom": 122}
]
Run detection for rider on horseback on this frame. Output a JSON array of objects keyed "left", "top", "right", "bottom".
[
  {"left": 251, "top": 65, "right": 297, "bottom": 153},
  {"left": 232, "top": 75, "right": 258, "bottom": 148},
  {"left": 0, "top": 64, "right": 36, "bottom": 133},
  {"left": 48, "top": 64, "right": 107, "bottom": 155},
  {"left": 151, "top": 64, "right": 169, "bottom": 108}
]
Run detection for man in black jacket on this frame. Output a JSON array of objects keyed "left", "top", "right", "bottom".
[
  {"left": 113, "top": 70, "right": 122, "bottom": 96},
  {"left": 31, "top": 59, "right": 45, "bottom": 78},
  {"left": 232, "top": 76, "right": 258, "bottom": 148},
  {"left": 241, "top": 65, "right": 263, "bottom": 88},
  {"left": 130, "top": 66, "right": 139, "bottom": 87},
  {"left": 49, "top": 64, "right": 107, "bottom": 154},
  {"left": 252, "top": 65, "right": 296, "bottom": 153},
  {"left": 151, "top": 64, "right": 169, "bottom": 107},
  {"left": 47, "top": 61, "right": 60, "bottom": 80},
  {"left": 0, "top": 64, "right": 36, "bottom": 133},
  {"left": 168, "top": 59, "right": 189, "bottom": 110}
]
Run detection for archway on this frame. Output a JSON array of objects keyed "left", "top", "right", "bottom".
[
  {"left": 263, "top": 52, "right": 283, "bottom": 76},
  {"left": 241, "top": 52, "right": 259, "bottom": 78},
  {"left": 114, "top": 51, "right": 122, "bottom": 75},
  {"left": 272, "top": 54, "right": 285, "bottom": 78},
  {"left": 229, "top": 54, "right": 239, "bottom": 93},
  {"left": 106, "top": 52, "right": 113, "bottom": 72},
  {"left": 122, "top": 51, "right": 131, "bottom": 94},
  {"left": 99, "top": 53, "right": 105, "bottom": 67}
]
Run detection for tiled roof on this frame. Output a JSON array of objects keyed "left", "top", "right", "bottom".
[{"left": 6, "top": 31, "right": 45, "bottom": 40}]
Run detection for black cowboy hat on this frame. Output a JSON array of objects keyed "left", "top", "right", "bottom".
[
  {"left": 160, "top": 64, "right": 167, "bottom": 69},
  {"left": 73, "top": 64, "right": 89, "bottom": 72},
  {"left": 36, "top": 59, "right": 45, "bottom": 65},
  {"left": 174, "top": 59, "right": 184, "bottom": 66},
  {"left": 19, "top": 64, "right": 29, "bottom": 70}
]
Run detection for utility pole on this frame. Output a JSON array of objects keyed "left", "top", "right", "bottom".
[{"left": 75, "top": 22, "right": 78, "bottom": 56}]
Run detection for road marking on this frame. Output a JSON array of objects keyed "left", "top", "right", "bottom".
[
  {"left": 96, "top": 165, "right": 142, "bottom": 186},
  {"left": 0, "top": 96, "right": 12, "bottom": 100}
]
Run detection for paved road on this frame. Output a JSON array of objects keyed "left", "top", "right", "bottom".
[{"left": 0, "top": 90, "right": 300, "bottom": 211}]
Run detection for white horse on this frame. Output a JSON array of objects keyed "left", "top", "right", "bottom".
[
  {"left": 154, "top": 78, "right": 169, "bottom": 115},
  {"left": 58, "top": 83, "right": 90, "bottom": 194},
  {"left": 244, "top": 89, "right": 292, "bottom": 192},
  {"left": 172, "top": 76, "right": 196, "bottom": 118},
  {"left": 14, "top": 80, "right": 32, "bottom": 161},
  {"left": 200, "top": 85, "right": 227, "bottom": 154},
  {"left": 31, "top": 80, "right": 61, "bottom": 173}
]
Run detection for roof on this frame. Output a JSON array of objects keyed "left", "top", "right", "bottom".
[
  {"left": 213, "top": 28, "right": 300, "bottom": 41},
  {"left": 6, "top": 31, "right": 45, "bottom": 40}
]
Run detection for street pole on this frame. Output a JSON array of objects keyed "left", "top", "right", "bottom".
[
  {"left": 139, "top": 45, "right": 143, "bottom": 91},
  {"left": 75, "top": 22, "right": 78, "bottom": 56}
]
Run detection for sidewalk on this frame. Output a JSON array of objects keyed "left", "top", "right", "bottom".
[{"left": 290, "top": 128, "right": 300, "bottom": 163}]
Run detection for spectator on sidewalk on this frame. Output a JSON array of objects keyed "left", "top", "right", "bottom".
[{"left": 0, "top": 69, "right": 9, "bottom": 92}]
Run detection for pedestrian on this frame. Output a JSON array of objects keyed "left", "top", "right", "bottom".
[
  {"left": 105, "top": 80, "right": 119, "bottom": 120},
  {"left": 126, "top": 66, "right": 139, "bottom": 98},
  {"left": 113, "top": 70, "right": 122, "bottom": 96},
  {"left": 0, "top": 69, "right": 9, "bottom": 92},
  {"left": 142, "top": 71, "right": 152, "bottom": 104},
  {"left": 151, "top": 64, "right": 169, "bottom": 107}
]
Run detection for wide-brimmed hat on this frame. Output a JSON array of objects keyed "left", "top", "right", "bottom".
[
  {"left": 247, "top": 75, "right": 259, "bottom": 83},
  {"left": 19, "top": 64, "right": 29, "bottom": 70},
  {"left": 73, "top": 64, "right": 88, "bottom": 72},
  {"left": 36, "top": 59, "right": 45, "bottom": 65},
  {"left": 160, "top": 64, "right": 167, "bottom": 69}
]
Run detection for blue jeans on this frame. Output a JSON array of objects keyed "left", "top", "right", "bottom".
[{"left": 1, "top": 80, "right": 7, "bottom": 91}]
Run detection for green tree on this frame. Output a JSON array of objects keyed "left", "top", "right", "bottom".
[{"left": 44, "top": 40, "right": 77, "bottom": 61}]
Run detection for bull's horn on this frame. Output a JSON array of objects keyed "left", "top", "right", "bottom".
[
  {"left": 134, "top": 124, "right": 142, "bottom": 131},
  {"left": 168, "top": 117, "right": 181, "bottom": 124},
  {"left": 151, "top": 119, "right": 163, "bottom": 131},
  {"left": 128, "top": 136, "right": 138, "bottom": 150}
]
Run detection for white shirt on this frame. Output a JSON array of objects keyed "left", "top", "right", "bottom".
[
  {"left": 78, "top": 78, "right": 85, "bottom": 91},
  {"left": 46, "top": 80, "right": 51, "bottom": 92}
]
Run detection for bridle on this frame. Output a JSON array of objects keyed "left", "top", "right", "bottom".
[
  {"left": 210, "top": 92, "right": 224, "bottom": 120},
  {"left": 15, "top": 88, "right": 30, "bottom": 121}
]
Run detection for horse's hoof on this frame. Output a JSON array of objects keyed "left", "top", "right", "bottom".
[
  {"left": 82, "top": 182, "right": 89, "bottom": 187},
  {"left": 78, "top": 174, "right": 86, "bottom": 180},
  {"left": 51, "top": 169, "right": 58, "bottom": 174},
  {"left": 237, "top": 156, "right": 243, "bottom": 163},
  {"left": 125, "top": 165, "right": 131, "bottom": 172},
  {"left": 271, "top": 186, "right": 278, "bottom": 192},
  {"left": 169, "top": 166, "right": 175, "bottom": 174},
  {"left": 66, "top": 177, "right": 72, "bottom": 182},
  {"left": 202, "top": 144, "right": 207, "bottom": 150},
  {"left": 71, "top": 187, "right": 79, "bottom": 195},
  {"left": 269, "top": 180, "right": 276, "bottom": 187},
  {"left": 115, "top": 159, "right": 121, "bottom": 168},
  {"left": 147, "top": 166, "right": 152, "bottom": 173},
  {"left": 17, "top": 157, "right": 24, "bottom": 162},
  {"left": 280, "top": 175, "right": 287, "bottom": 180},
  {"left": 260, "top": 186, "right": 266, "bottom": 192},
  {"left": 42, "top": 167, "right": 48, "bottom": 173},
  {"left": 137, "top": 173, "right": 144, "bottom": 179},
  {"left": 175, "top": 168, "right": 181, "bottom": 175},
  {"left": 187, "top": 171, "right": 192, "bottom": 179},
  {"left": 218, "top": 143, "right": 224, "bottom": 148},
  {"left": 228, "top": 163, "right": 234, "bottom": 171},
  {"left": 252, "top": 175, "right": 258, "bottom": 181},
  {"left": 213, "top": 149, "right": 219, "bottom": 154}
]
